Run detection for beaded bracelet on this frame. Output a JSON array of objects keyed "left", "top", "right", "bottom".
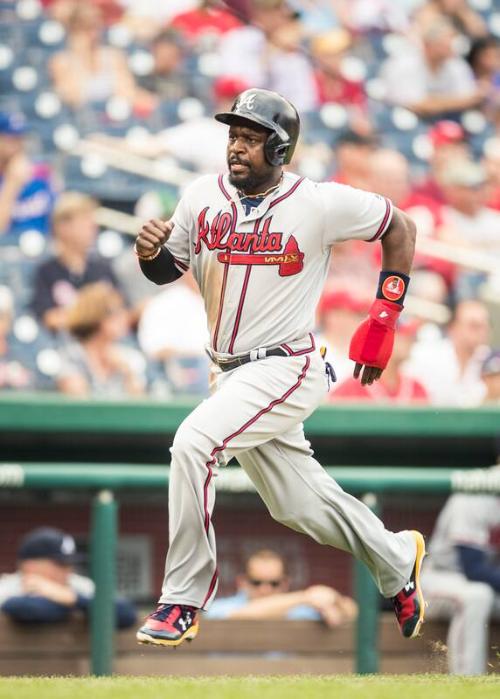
[{"left": 134, "top": 243, "right": 161, "bottom": 261}]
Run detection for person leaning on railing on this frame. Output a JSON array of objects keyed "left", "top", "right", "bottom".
[
  {"left": 206, "top": 549, "right": 357, "bottom": 627},
  {"left": 0, "top": 528, "right": 136, "bottom": 628}
]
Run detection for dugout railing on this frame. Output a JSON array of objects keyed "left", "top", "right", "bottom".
[{"left": 2, "top": 461, "right": 500, "bottom": 677}]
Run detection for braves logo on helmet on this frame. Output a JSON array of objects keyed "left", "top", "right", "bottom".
[
  {"left": 381, "top": 275, "right": 405, "bottom": 301},
  {"left": 237, "top": 93, "right": 256, "bottom": 111}
]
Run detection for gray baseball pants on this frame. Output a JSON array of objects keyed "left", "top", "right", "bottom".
[{"left": 159, "top": 343, "right": 417, "bottom": 608}]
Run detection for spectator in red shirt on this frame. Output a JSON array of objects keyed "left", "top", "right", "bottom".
[
  {"left": 311, "top": 29, "right": 367, "bottom": 108},
  {"left": 171, "top": 0, "right": 241, "bottom": 45},
  {"left": 332, "top": 319, "right": 429, "bottom": 404},
  {"left": 414, "top": 120, "right": 470, "bottom": 205}
]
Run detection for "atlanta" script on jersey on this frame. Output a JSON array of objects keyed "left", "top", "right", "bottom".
[{"left": 195, "top": 208, "right": 283, "bottom": 255}]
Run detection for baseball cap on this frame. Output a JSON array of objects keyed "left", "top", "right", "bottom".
[
  {"left": 481, "top": 350, "right": 500, "bottom": 377},
  {"left": 428, "top": 120, "right": 465, "bottom": 148},
  {"left": 0, "top": 112, "right": 28, "bottom": 136},
  {"left": 18, "top": 527, "right": 78, "bottom": 564}
]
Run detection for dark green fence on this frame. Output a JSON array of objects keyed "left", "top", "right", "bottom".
[{"left": 2, "top": 461, "right": 500, "bottom": 676}]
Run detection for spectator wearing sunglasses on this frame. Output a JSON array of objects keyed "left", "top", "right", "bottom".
[{"left": 205, "top": 549, "right": 356, "bottom": 627}]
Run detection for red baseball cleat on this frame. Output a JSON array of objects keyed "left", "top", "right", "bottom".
[
  {"left": 391, "top": 530, "right": 427, "bottom": 638},
  {"left": 136, "top": 603, "right": 199, "bottom": 647}
]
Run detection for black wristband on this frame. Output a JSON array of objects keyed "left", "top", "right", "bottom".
[
  {"left": 139, "top": 247, "right": 183, "bottom": 285},
  {"left": 376, "top": 270, "right": 410, "bottom": 306}
]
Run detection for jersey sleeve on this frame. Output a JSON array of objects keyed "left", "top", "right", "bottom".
[
  {"left": 164, "top": 190, "right": 193, "bottom": 274},
  {"left": 317, "top": 182, "right": 393, "bottom": 247}
]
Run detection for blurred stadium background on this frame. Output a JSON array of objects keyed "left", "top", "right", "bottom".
[{"left": 0, "top": 0, "right": 500, "bottom": 678}]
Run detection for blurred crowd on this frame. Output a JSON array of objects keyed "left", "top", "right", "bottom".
[{"left": 0, "top": 0, "right": 500, "bottom": 404}]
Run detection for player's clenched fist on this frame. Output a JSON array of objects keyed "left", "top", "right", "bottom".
[{"left": 135, "top": 219, "right": 174, "bottom": 259}]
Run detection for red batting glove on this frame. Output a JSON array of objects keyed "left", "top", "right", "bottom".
[{"left": 349, "top": 299, "right": 402, "bottom": 370}]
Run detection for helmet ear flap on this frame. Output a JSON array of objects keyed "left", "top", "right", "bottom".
[{"left": 265, "top": 132, "right": 290, "bottom": 166}]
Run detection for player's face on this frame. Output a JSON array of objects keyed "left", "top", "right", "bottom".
[{"left": 227, "top": 122, "right": 276, "bottom": 193}]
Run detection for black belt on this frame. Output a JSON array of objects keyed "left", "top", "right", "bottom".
[{"left": 214, "top": 347, "right": 288, "bottom": 372}]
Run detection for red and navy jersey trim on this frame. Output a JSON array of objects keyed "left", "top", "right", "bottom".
[
  {"left": 218, "top": 174, "right": 231, "bottom": 201},
  {"left": 217, "top": 174, "right": 305, "bottom": 209},
  {"left": 268, "top": 177, "right": 304, "bottom": 209},
  {"left": 368, "top": 197, "right": 392, "bottom": 242}
]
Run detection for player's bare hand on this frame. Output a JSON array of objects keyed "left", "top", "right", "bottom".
[
  {"left": 353, "top": 363, "right": 383, "bottom": 386},
  {"left": 136, "top": 219, "right": 174, "bottom": 257}
]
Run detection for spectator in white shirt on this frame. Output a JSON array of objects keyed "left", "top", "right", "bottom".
[
  {"left": 138, "top": 274, "right": 209, "bottom": 395},
  {"left": 440, "top": 160, "right": 500, "bottom": 256},
  {"left": 439, "top": 159, "right": 500, "bottom": 298},
  {"left": 218, "top": 0, "right": 318, "bottom": 111},
  {"left": 406, "top": 299, "right": 491, "bottom": 406},
  {"left": 380, "top": 18, "right": 486, "bottom": 118}
]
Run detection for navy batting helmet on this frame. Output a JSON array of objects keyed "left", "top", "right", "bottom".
[{"left": 214, "top": 88, "right": 300, "bottom": 167}]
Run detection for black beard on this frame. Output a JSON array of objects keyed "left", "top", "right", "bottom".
[{"left": 228, "top": 166, "right": 277, "bottom": 195}]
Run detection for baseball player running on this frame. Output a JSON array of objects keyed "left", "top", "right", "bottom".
[{"left": 134, "top": 88, "right": 426, "bottom": 647}]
